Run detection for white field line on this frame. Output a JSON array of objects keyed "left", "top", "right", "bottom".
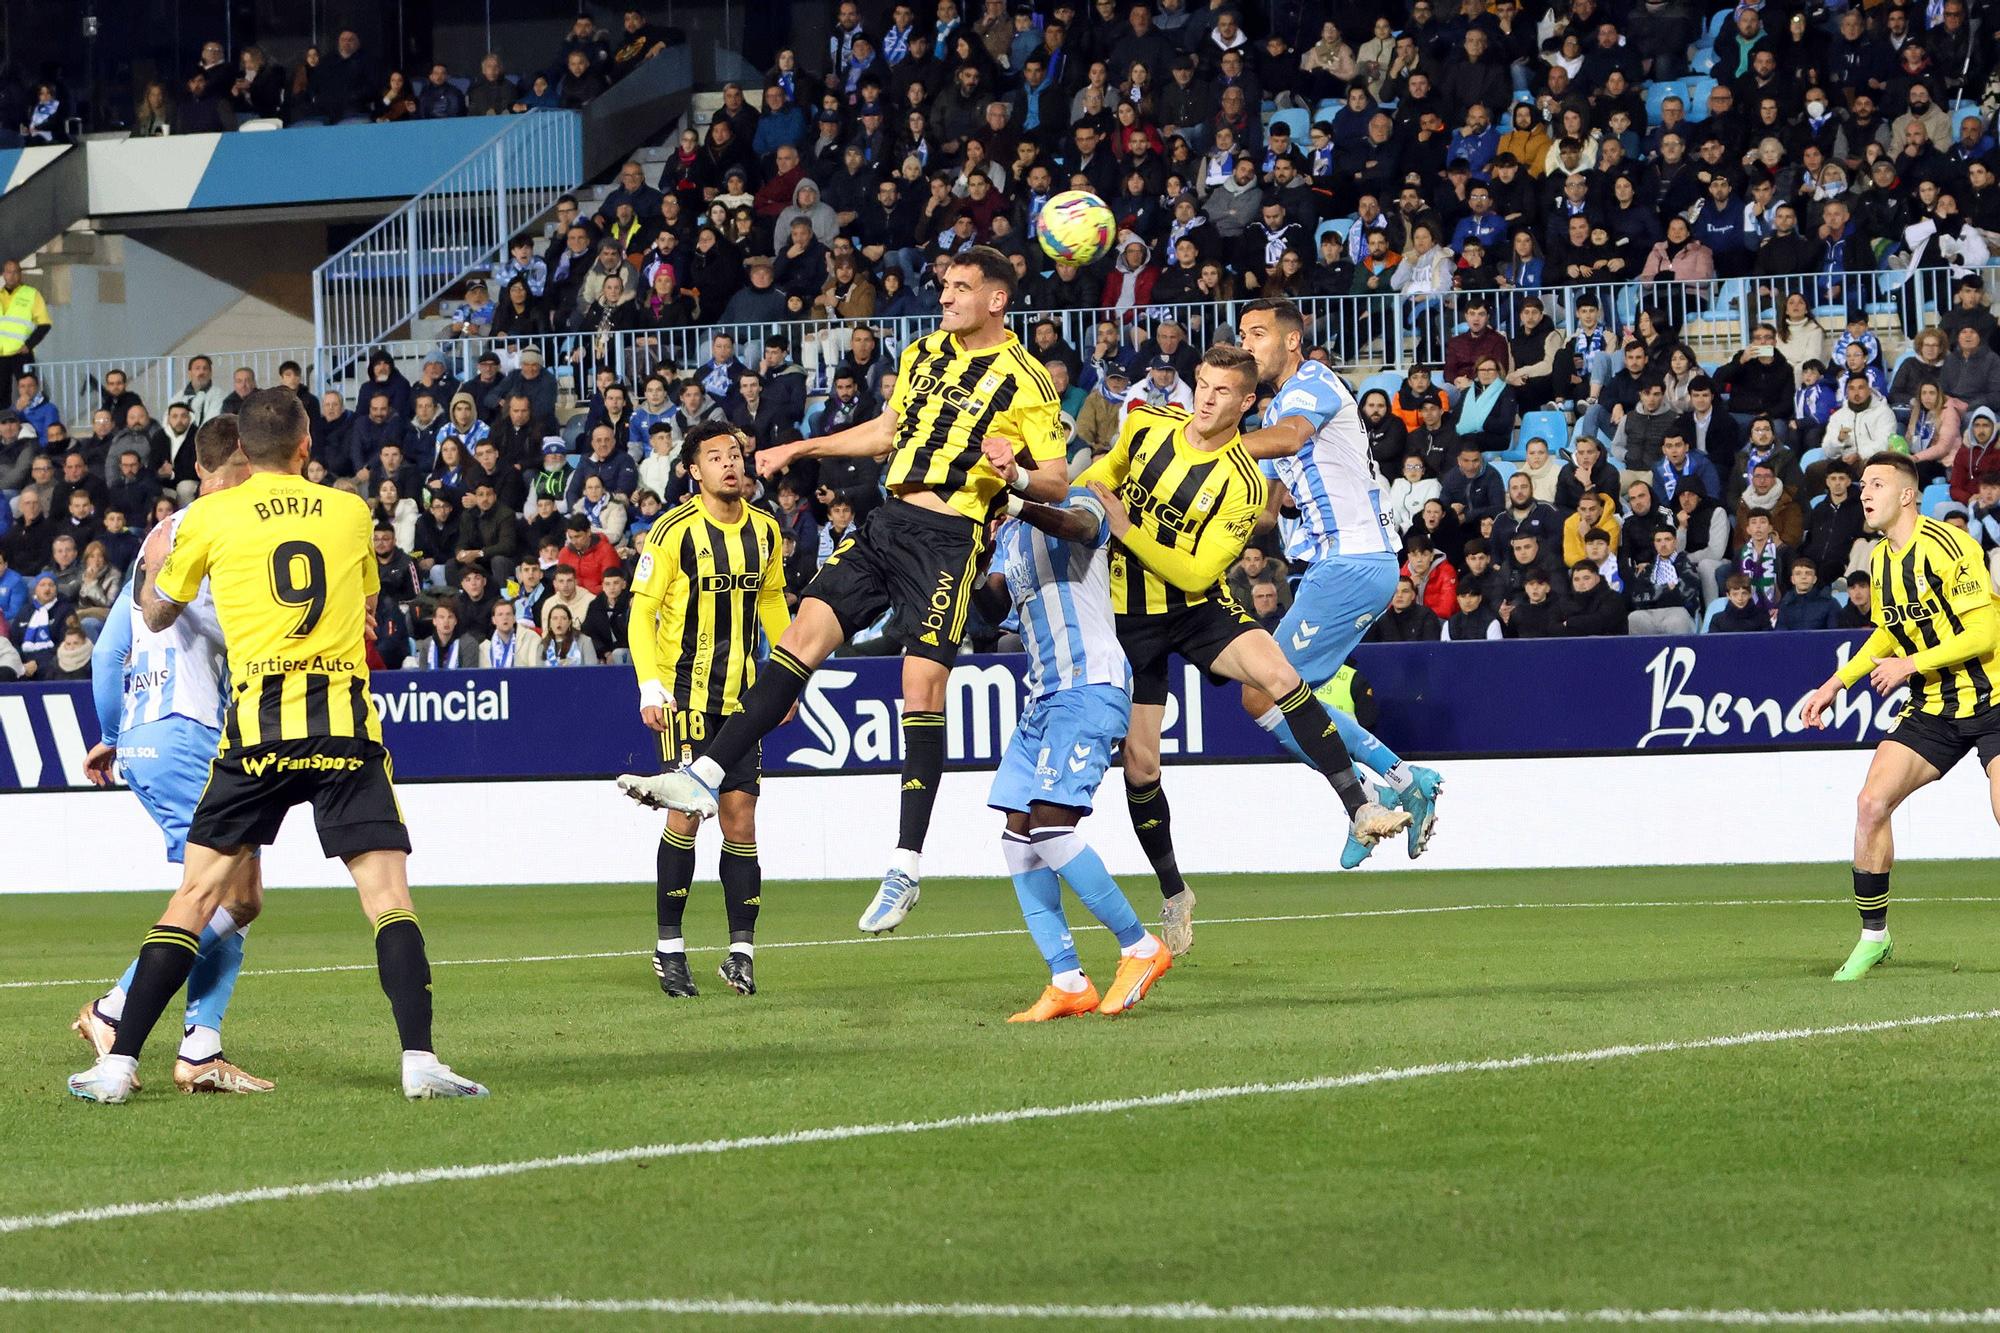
[
  {"left": 2, "top": 1008, "right": 1992, "bottom": 1239},
  {"left": 3, "top": 1289, "right": 2000, "bottom": 1327},
  {"left": 7, "top": 895, "right": 1998, "bottom": 994}
]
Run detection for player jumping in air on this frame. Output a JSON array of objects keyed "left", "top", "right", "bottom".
[
  {"left": 1802, "top": 452, "right": 2000, "bottom": 980},
  {"left": 76, "top": 418, "right": 272, "bottom": 1094},
  {"left": 625, "top": 424, "right": 790, "bottom": 997},
  {"left": 617, "top": 245, "right": 1069, "bottom": 935},
  {"left": 984, "top": 485, "right": 1171, "bottom": 1020},
  {"left": 68, "top": 389, "right": 485, "bottom": 1103},
  {"left": 1237, "top": 298, "right": 1446, "bottom": 870},
  {"left": 1079, "top": 343, "right": 1410, "bottom": 955}
]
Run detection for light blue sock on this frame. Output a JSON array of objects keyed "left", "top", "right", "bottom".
[
  {"left": 1264, "top": 707, "right": 1402, "bottom": 778},
  {"left": 183, "top": 925, "right": 246, "bottom": 1033},
  {"left": 1030, "top": 827, "right": 1146, "bottom": 949},
  {"left": 1002, "top": 832, "right": 1078, "bottom": 975}
]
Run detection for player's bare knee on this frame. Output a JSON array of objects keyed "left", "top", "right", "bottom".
[
  {"left": 717, "top": 804, "right": 757, "bottom": 844},
  {"left": 1855, "top": 786, "right": 1897, "bottom": 831},
  {"left": 901, "top": 657, "right": 948, "bottom": 713},
  {"left": 1121, "top": 743, "right": 1159, "bottom": 785}
]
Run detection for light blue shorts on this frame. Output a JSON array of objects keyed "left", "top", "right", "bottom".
[
  {"left": 1277, "top": 553, "right": 1400, "bottom": 685},
  {"left": 988, "top": 684, "right": 1131, "bottom": 815},
  {"left": 118, "top": 716, "right": 221, "bottom": 864}
]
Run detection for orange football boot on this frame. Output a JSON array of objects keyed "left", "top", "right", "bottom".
[
  {"left": 1008, "top": 982, "right": 1102, "bottom": 1022},
  {"left": 1096, "top": 936, "right": 1173, "bottom": 1014}
]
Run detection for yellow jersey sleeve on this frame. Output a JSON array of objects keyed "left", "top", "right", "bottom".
[
  {"left": 1937, "top": 527, "right": 1992, "bottom": 620},
  {"left": 755, "top": 513, "right": 791, "bottom": 646},
  {"left": 1074, "top": 410, "right": 1139, "bottom": 491},
  {"left": 997, "top": 350, "right": 1067, "bottom": 465},
  {"left": 1115, "top": 458, "right": 1265, "bottom": 594},
  {"left": 631, "top": 507, "right": 686, "bottom": 601},
  {"left": 153, "top": 501, "right": 214, "bottom": 605}
]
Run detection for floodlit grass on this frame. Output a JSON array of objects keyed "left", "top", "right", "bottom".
[{"left": 2, "top": 863, "right": 1998, "bottom": 1329}]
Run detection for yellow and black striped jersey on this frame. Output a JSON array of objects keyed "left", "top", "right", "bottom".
[
  {"left": 1858, "top": 516, "right": 2000, "bottom": 718},
  {"left": 883, "top": 329, "right": 1067, "bottom": 521},
  {"left": 153, "top": 470, "right": 382, "bottom": 750},
  {"left": 629, "top": 496, "right": 791, "bottom": 715},
  {"left": 1076, "top": 404, "right": 1268, "bottom": 616}
]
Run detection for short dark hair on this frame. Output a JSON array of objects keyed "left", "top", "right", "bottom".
[
  {"left": 1570, "top": 560, "right": 1598, "bottom": 574},
  {"left": 1724, "top": 571, "right": 1752, "bottom": 591},
  {"left": 680, "top": 420, "right": 750, "bottom": 472},
  {"left": 237, "top": 389, "right": 310, "bottom": 466},
  {"left": 1863, "top": 452, "right": 1921, "bottom": 489},
  {"left": 194, "top": 416, "right": 242, "bottom": 473},
  {"left": 947, "top": 244, "right": 1017, "bottom": 299},
  {"left": 1241, "top": 296, "right": 1306, "bottom": 338},
  {"left": 1583, "top": 527, "right": 1610, "bottom": 544}
]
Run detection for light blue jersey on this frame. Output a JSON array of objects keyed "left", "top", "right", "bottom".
[
  {"left": 989, "top": 491, "right": 1133, "bottom": 815},
  {"left": 1260, "top": 360, "right": 1395, "bottom": 560},
  {"left": 993, "top": 490, "right": 1131, "bottom": 703}
]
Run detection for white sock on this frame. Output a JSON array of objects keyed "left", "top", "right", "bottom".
[
  {"left": 657, "top": 937, "right": 685, "bottom": 954},
  {"left": 97, "top": 986, "right": 127, "bottom": 1022},
  {"left": 889, "top": 848, "right": 920, "bottom": 880},
  {"left": 100, "top": 1053, "right": 137, "bottom": 1076},
  {"left": 1378, "top": 763, "right": 1415, "bottom": 793},
  {"left": 729, "top": 942, "right": 755, "bottom": 958},
  {"left": 1050, "top": 968, "right": 1089, "bottom": 993},
  {"left": 1122, "top": 934, "right": 1161, "bottom": 959},
  {"left": 1253, "top": 706, "right": 1284, "bottom": 732},
  {"left": 178, "top": 1024, "right": 222, "bottom": 1063},
  {"left": 1861, "top": 927, "right": 1888, "bottom": 941},
  {"left": 205, "top": 905, "right": 239, "bottom": 938},
  {"left": 689, "top": 756, "right": 724, "bottom": 787},
  {"left": 402, "top": 1050, "right": 441, "bottom": 1076}
]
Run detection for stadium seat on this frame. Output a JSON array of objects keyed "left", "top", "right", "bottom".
[
  {"left": 1313, "top": 99, "right": 1342, "bottom": 123},
  {"left": 1702, "top": 8, "right": 1732, "bottom": 44},
  {"left": 1643, "top": 81, "right": 1687, "bottom": 125},
  {"left": 1798, "top": 447, "right": 1826, "bottom": 471},
  {"left": 1923, "top": 480, "right": 1954, "bottom": 515},
  {"left": 1684, "top": 77, "right": 1717, "bottom": 119},
  {"left": 1491, "top": 458, "right": 1517, "bottom": 485},
  {"left": 1359, "top": 369, "right": 1402, "bottom": 400},
  {"left": 1267, "top": 108, "right": 1310, "bottom": 143},
  {"left": 1518, "top": 409, "right": 1568, "bottom": 457},
  {"left": 1700, "top": 596, "right": 1729, "bottom": 632},
  {"left": 1315, "top": 218, "right": 1348, "bottom": 250},
  {"left": 1690, "top": 46, "right": 1718, "bottom": 75}
]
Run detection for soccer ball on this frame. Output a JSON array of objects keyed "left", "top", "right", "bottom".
[{"left": 1035, "top": 190, "right": 1116, "bottom": 266}]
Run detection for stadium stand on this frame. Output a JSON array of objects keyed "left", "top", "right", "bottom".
[{"left": 5, "top": 0, "right": 2000, "bottom": 681}]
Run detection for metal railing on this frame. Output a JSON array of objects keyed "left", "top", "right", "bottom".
[
  {"left": 309, "top": 109, "right": 583, "bottom": 364},
  {"left": 26, "top": 264, "right": 1987, "bottom": 444}
]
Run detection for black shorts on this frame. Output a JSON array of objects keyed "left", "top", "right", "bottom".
[
  {"left": 804, "top": 498, "right": 982, "bottom": 666},
  {"left": 1883, "top": 704, "right": 2000, "bottom": 777},
  {"left": 658, "top": 710, "right": 760, "bottom": 797},
  {"left": 189, "top": 737, "right": 411, "bottom": 860},
  {"left": 1117, "top": 595, "right": 1261, "bottom": 707}
]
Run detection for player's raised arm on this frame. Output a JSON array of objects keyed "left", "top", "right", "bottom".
[
  {"left": 1086, "top": 472, "right": 1263, "bottom": 595},
  {"left": 755, "top": 411, "right": 896, "bottom": 477},
  {"left": 1240, "top": 414, "right": 1316, "bottom": 460},
  {"left": 140, "top": 513, "right": 200, "bottom": 632},
  {"left": 1008, "top": 489, "right": 1105, "bottom": 546}
]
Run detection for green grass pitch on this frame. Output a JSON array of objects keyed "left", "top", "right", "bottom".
[{"left": 2, "top": 863, "right": 1999, "bottom": 1330}]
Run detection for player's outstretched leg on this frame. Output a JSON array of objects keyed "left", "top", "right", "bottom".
[
  {"left": 1121, "top": 703, "right": 1197, "bottom": 955},
  {"left": 653, "top": 819, "right": 700, "bottom": 997},
  {"left": 620, "top": 645, "right": 813, "bottom": 818},
  {"left": 1001, "top": 828, "right": 1100, "bottom": 1021},
  {"left": 1028, "top": 818, "right": 1170, "bottom": 1016},
  {"left": 70, "top": 845, "right": 249, "bottom": 1104},
  {"left": 1254, "top": 698, "right": 1445, "bottom": 867},
  {"left": 716, "top": 827, "right": 761, "bottom": 996}
]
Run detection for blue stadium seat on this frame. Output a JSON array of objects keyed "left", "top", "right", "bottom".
[
  {"left": 1315, "top": 218, "right": 1348, "bottom": 250},
  {"left": 1690, "top": 46, "right": 1718, "bottom": 75},
  {"left": 1702, "top": 8, "right": 1733, "bottom": 44},
  {"left": 1491, "top": 458, "right": 1518, "bottom": 484},
  {"left": 1923, "top": 480, "right": 1954, "bottom": 515},
  {"left": 1643, "top": 81, "right": 1687, "bottom": 124},
  {"left": 1948, "top": 102, "right": 1986, "bottom": 134},
  {"left": 1313, "top": 99, "right": 1343, "bottom": 124},
  {"left": 1684, "top": 77, "right": 1717, "bottom": 119},
  {"left": 1518, "top": 408, "right": 1569, "bottom": 457},
  {"left": 1359, "top": 369, "right": 1402, "bottom": 400},
  {"left": 1798, "top": 447, "right": 1827, "bottom": 471},
  {"left": 1700, "top": 595, "right": 1729, "bottom": 632},
  {"left": 1267, "top": 108, "right": 1311, "bottom": 144}
]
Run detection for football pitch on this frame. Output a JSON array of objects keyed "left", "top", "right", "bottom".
[{"left": 3, "top": 863, "right": 1999, "bottom": 1330}]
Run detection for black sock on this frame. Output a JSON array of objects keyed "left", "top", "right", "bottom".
[
  {"left": 897, "top": 711, "right": 946, "bottom": 853},
  {"left": 1853, "top": 868, "right": 1890, "bottom": 932},
  {"left": 373, "top": 911, "right": 434, "bottom": 1053},
  {"left": 720, "top": 839, "right": 762, "bottom": 942},
  {"left": 656, "top": 825, "right": 697, "bottom": 940},
  {"left": 109, "top": 925, "right": 201, "bottom": 1058},
  {"left": 1275, "top": 683, "right": 1367, "bottom": 816},
  {"left": 1125, "top": 777, "right": 1188, "bottom": 901},
  {"left": 699, "top": 647, "right": 812, "bottom": 774}
]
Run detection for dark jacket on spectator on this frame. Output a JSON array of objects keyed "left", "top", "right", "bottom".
[
  {"left": 1504, "top": 594, "right": 1562, "bottom": 638},
  {"left": 1365, "top": 601, "right": 1443, "bottom": 642},
  {"left": 1559, "top": 581, "right": 1629, "bottom": 636},
  {"left": 496, "top": 369, "right": 559, "bottom": 425},
  {"left": 1776, "top": 586, "right": 1842, "bottom": 631},
  {"left": 1799, "top": 493, "right": 1865, "bottom": 582},
  {"left": 1709, "top": 600, "right": 1772, "bottom": 632},
  {"left": 1941, "top": 343, "right": 2000, "bottom": 406},
  {"left": 1711, "top": 350, "right": 1795, "bottom": 421}
]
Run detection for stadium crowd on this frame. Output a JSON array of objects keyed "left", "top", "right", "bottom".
[{"left": 9, "top": 0, "right": 2000, "bottom": 675}]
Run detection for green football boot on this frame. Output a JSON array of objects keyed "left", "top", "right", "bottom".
[{"left": 1832, "top": 933, "right": 1894, "bottom": 982}]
